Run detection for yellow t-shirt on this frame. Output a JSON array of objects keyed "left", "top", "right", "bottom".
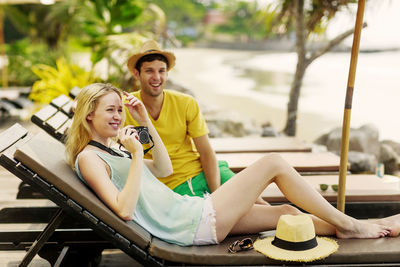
[{"left": 124, "top": 89, "right": 209, "bottom": 189}]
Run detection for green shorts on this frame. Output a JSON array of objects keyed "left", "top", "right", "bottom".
[{"left": 173, "top": 160, "right": 235, "bottom": 197}]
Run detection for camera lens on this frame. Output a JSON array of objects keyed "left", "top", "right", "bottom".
[
  {"left": 138, "top": 131, "right": 150, "bottom": 144},
  {"left": 134, "top": 126, "right": 150, "bottom": 144}
]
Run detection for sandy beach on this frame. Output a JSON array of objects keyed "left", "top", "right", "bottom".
[{"left": 169, "top": 48, "right": 340, "bottom": 142}]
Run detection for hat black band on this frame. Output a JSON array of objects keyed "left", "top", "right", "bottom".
[{"left": 272, "top": 236, "right": 318, "bottom": 251}]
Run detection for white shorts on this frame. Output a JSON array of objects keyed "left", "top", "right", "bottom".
[{"left": 193, "top": 194, "right": 219, "bottom": 245}]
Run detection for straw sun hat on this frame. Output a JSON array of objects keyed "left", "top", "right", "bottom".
[
  {"left": 127, "top": 40, "right": 176, "bottom": 74},
  {"left": 254, "top": 214, "right": 338, "bottom": 262}
]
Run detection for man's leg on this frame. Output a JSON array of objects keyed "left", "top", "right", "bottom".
[
  {"left": 173, "top": 161, "right": 230, "bottom": 197},
  {"left": 173, "top": 161, "right": 270, "bottom": 204}
]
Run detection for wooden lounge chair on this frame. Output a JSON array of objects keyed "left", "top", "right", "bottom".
[
  {"left": 261, "top": 174, "right": 400, "bottom": 219},
  {"left": 217, "top": 151, "right": 343, "bottom": 174},
  {"left": 30, "top": 94, "right": 73, "bottom": 143},
  {"left": 210, "top": 136, "right": 313, "bottom": 153},
  {"left": 1, "top": 123, "right": 400, "bottom": 266}
]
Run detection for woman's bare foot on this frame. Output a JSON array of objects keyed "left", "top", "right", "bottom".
[
  {"left": 335, "top": 219, "right": 391, "bottom": 239},
  {"left": 372, "top": 214, "right": 400, "bottom": 237}
]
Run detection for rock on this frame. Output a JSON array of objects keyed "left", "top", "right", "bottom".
[
  {"left": 207, "top": 122, "right": 223, "bottom": 138},
  {"left": 381, "top": 139, "right": 400, "bottom": 156},
  {"left": 379, "top": 143, "right": 399, "bottom": 174},
  {"left": 261, "top": 125, "right": 280, "bottom": 137},
  {"left": 204, "top": 107, "right": 261, "bottom": 137},
  {"left": 348, "top": 151, "right": 377, "bottom": 173},
  {"left": 314, "top": 132, "right": 328, "bottom": 146},
  {"left": 315, "top": 124, "right": 380, "bottom": 157}
]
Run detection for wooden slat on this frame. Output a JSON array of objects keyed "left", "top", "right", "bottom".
[
  {"left": 217, "top": 152, "right": 342, "bottom": 173},
  {"left": 61, "top": 101, "right": 73, "bottom": 117},
  {"left": 31, "top": 105, "right": 58, "bottom": 122},
  {"left": 45, "top": 112, "right": 70, "bottom": 131},
  {"left": 69, "top": 86, "right": 81, "bottom": 99},
  {"left": 210, "top": 136, "right": 312, "bottom": 153},
  {"left": 50, "top": 94, "right": 71, "bottom": 109},
  {"left": 261, "top": 174, "right": 400, "bottom": 203},
  {"left": 0, "top": 123, "right": 28, "bottom": 153}
]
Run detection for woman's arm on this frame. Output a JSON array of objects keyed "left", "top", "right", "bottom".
[
  {"left": 78, "top": 147, "right": 142, "bottom": 221},
  {"left": 123, "top": 92, "right": 172, "bottom": 177}
]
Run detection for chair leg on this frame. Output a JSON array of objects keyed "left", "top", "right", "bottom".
[
  {"left": 54, "top": 246, "right": 69, "bottom": 267},
  {"left": 19, "top": 208, "right": 66, "bottom": 267}
]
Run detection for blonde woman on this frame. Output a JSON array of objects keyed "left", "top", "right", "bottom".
[{"left": 65, "top": 83, "right": 400, "bottom": 246}]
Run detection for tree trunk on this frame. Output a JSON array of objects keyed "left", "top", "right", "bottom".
[{"left": 284, "top": 0, "right": 306, "bottom": 136}]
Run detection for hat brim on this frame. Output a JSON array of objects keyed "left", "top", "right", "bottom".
[
  {"left": 127, "top": 50, "right": 176, "bottom": 74},
  {"left": 254, "top": 237, "right": 338, "bottom": 262}
]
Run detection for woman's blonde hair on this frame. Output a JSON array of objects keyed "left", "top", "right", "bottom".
[{"left": 65, "top": 83, "right": 124, "bottom": 169}]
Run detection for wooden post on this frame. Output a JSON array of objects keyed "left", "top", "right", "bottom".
[{"left": 337, "top": 0, "right": 366, "bottom": 212}]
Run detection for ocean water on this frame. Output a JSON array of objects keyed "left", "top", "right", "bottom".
[
  {"left": 188, "top": 49, "right": 400, "bottom": 142},
  {"left": 244, "top": 50, "right": 400, "bottom": 138}
]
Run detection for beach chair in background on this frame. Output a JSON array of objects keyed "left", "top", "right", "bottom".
[
  {"left": 217, "top": 151, "right": 343, "bottom": 175},
  {"left": 210, "top": 136, "right": 313, "bottom": 153},
  {"left": 1, "top": 123, "right": 400, "bottom": 266},
  {"left": 0, "top": 87, "right": 33, "bottom": 123},
  {"left": 261, "top": 174, "right": 400, "bottom": 219},
  {"left": 30, "top": 94, "right": 74, "bottom": 143},
  {"left": 30, "top": 85, "right": 80, "bottom": 143}
]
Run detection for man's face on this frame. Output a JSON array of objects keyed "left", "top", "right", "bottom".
[{"left": 135, "top": 60, "right": 168, "bottom": 97}]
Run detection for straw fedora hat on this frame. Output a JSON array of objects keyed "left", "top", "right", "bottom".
[
  {"left": 254, "top": 214, "right": 338, "bottom": 262},
  {"left": 127, "top": 40, "right": 176, "bottom": 73}
]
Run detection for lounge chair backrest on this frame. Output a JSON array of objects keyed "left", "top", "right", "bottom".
[{"left": 13, "top": 131, "right": 151, "bottom": 249}]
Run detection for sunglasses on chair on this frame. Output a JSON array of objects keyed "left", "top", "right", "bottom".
[
  {"left": 228, "top": 238, "right": 254, "bottom": 253},
  {"left": 319, "top": 184, "right": 338, "bottom": 192}
]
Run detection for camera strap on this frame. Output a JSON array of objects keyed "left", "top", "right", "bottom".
[
  {"left": 89, "top": 140, "right": 132, "bottom": 158},
  {"left": 89, "top": 138, "right": 154, "bottom": 159},
  {"left": 143, "top": 134, "right": 155, "bottom": 155}
]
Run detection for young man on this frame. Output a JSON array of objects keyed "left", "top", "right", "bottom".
[{"left": 126, "top": 40, "right": 268, "bottom": 204}]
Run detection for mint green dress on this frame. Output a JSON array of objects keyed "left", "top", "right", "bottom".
[{"left": 75, "top": 151, "right": 204, "bottom": 246}]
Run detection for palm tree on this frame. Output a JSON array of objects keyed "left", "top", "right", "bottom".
[{"left": 272, "top": 0, "right": 364, "bottom": 136}]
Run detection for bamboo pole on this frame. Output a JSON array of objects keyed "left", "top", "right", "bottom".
[{"left": 337, "top": 0, "right": 366, "bottom": 212}]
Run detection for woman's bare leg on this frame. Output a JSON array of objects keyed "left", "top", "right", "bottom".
[
  {"left": 210, "top": 153, "right": 391, "bottom": 241},
  {"left": 228, "top": 204, "right": 336, "bottom": 236},
  {"left": 371, "top": 214, "right": 400, "bottom": 237}
]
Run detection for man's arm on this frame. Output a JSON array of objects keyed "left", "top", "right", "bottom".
[
  {"left": 193, "top": 134, "right": 220, "bottom": 192},
  {"left": 194, "top": 134, "right": 271, "bottom": 205}
]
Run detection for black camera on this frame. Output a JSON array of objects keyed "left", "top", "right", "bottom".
[{"left": 133, "top": 126, "right": 150, "bottom": 144}]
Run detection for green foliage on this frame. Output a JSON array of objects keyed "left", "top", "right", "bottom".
[
  {"left": 148, "top": 0, "right": 206, "bottom": 27},
  {"left": 6, "top": 39, "right": 61, "bottom": 86},
  {"left": 29, "top": 58, "right": 98, "bottom": 104},
  {"left": 64, "top": 0, "right": 151, "bottom": 88},
  {"left": 146, "top": 0, "right": 207, "bottom": 42},
  {"left": 77, "top": 0, "right": 145, "bottom": 63},
  {"left": 275, "top": 0, "right": 356, "bottom": 37},
  {"left": 4, "top": 4, "right": 71, "bottom": 48},
  {"left": 215, "top": 1, "right": 266, "bottom": 41}
]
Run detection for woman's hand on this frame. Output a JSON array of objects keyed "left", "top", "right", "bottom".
[
  {"left": 123, "top": 92, "right": 149, "bottom": 125},
  {"left": 118, "top": 126, "right": 144, "bottom": 158}
]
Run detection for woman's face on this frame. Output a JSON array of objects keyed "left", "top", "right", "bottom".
[{"left": 87, "top": 91, "right": 123, "bottom": 141}]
